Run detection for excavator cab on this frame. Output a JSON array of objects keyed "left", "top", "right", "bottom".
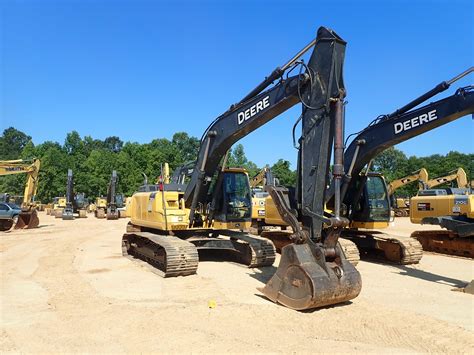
[
  {"left": 350, "top": 173, "right": 391, "bottom": 229},
  {"left": 210, "top": 169, "right": 252, "bottom": 226}
]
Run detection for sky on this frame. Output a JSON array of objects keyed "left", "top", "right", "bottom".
[{"left": 1, "top": 0, "right": 473, "bottom": 168}]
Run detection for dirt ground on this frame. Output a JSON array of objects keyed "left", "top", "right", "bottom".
[{"left": 1, "top": 213, "right": 473, "bottom": 353}]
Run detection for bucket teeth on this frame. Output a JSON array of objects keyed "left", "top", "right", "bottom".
[{"left": 259, "top": 242, "right": 362, "bottom": 310}]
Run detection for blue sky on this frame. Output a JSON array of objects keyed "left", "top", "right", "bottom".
[{"left": 1, "top": 0, "right": 473, "bottom": 168}]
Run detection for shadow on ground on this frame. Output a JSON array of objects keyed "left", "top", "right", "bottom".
[{"left": 391, "top": 264, "right": 469, "bottom": 288}]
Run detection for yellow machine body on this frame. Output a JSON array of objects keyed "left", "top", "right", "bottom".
[
  {"left": 124, "top": 196, "right": 133, "bottom": 217},
  {"left": 251, "top": 193, "right": 267, "bottom": 221},
  {"left": 410, "top": 193, "right": 473, "bottom": 224},
  {"left": 129, "top": 168, "right": 251, "bottom": 232},
  {"left": 95, "top": 197, "right": 107, "bottom": 209}
]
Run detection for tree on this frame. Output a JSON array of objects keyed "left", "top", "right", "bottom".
[
  {"left": 104, "top": 136, "right": 123, "bottom": 153},
  {"left": 0, "top": 127, "right": 32, "bottom": 159},
  {"left": 271, "top": 159, "right": 296, "bottom": 186},
  {"left": 372, "top": 147, "right": 409, "bottom": 181},
  {"left": 170, "top": 132, "right": 200, "bottom": 167},
  {"left": 227, "top": 144, "right": 259, "bottom": 177}
]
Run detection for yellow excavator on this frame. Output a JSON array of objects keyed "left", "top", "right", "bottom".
[
  {"left": 0, "top": 159, "right": 41, "bottom": 230},
  {"left": 388, "top": 168, "right": 429, "bottom": 217},
  {"left": 410, "top": 167, "right": 472, "bottom": 257}
]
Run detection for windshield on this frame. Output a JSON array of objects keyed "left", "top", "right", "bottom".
[
  {"left": 6, "top": 203, "right": 20, "bottom": 209},
  {"left": 366, "top": 176, "right": 390, "bottom": 221},
  {"left": 223, "top": 172, "right": 251, "bottom": 221}
]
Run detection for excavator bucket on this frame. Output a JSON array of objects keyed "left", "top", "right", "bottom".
[
  {"left": 259, "top": 241, "right": 361, "bottom": 310},
  {"left": 14, "top": 209, "right": 40, "bottom": 229}
]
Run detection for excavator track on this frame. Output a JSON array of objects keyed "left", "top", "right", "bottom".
[
  {"left": 342, "top": 230, "right": 423, "bottom": 265},
  {"left": 339, "top": 238, "right": 360, "bottom": 266},
  {"left": 122, "top": 232, "right": 199, "bottom": 277},
  {"left": 232, "top": 234, "right": 276, "bottom": 267},
  {"left": 411, "top": 230, "right": 474, "bottom": 258}
]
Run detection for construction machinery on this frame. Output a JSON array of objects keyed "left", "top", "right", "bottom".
[
  {"left": 332, "top": 69, "right": 473, "bottom": 264},
  {"left": 249, "top": 166, "right": 275, "bottom": 232},
  {"left": 106, "top": 170, "right": 120, "bottom": 219},
  {"left": 0, "top": 159, "right": 41, "bottom": 230},
  {"left": 123, "top": 26, "right": 364, "bottom": 310},
  {"left": 424, "top": 167, "right": 469, "bottom": 190},
  {"left": 95, "top": 171, "right": 125, "bottom": 219},
  {"left": 94, "top": 197, "right": 107, "bottom": 218},
  {"left": 263, "top": 67, "right": 473, "bottom": 265},
  {"left": 410, "top": 186, "right": 473, "bottom": 257},
  {"left": 388, "top": 168, "right": 429, "bottom": 217},
  {"left": 62, "top": 169, "right": 87, "bottom": 220},
  {"left": 51, "top": 196, "right": 66, "bottom": 217}
]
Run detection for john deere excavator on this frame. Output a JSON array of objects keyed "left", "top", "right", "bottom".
[
  {"left": 62, "top": 169, "right": 87, "bottom": 220},
  {"left": 123, "top": 26, "right": 363, "bottom": 310},
  {"left": 410, "top": 167, "right": 472, "bottom": 257},
  {"left": 263, "top": 67, "right": 473, "bottom": 265},
  {"left": 106, "top": 170, "right": 120, "bottom": 220},
  {"left": 388, "top": 168, "right": 429, "bottom": 217},
  {"left": 0, "top": 159, "right": 41, "bottom": 230},
  {"left": 261, "top": 67, "right": 473, "bottom": 266}
]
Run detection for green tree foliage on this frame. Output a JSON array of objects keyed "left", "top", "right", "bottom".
[
  {"left": 1, "top": 128, "right": 471, "bottom": 203},
  {"left": 227, "top": 144, "right": 259, "bottom": 177},
  {"left": 271, "top": 159, "right": 297, "bottom": 186},
  {"left": 0, "top": 127, "right": 32, "bottom": 159},
  {"left": 373, "top": 147, "right": 474, "bottom": 197}
]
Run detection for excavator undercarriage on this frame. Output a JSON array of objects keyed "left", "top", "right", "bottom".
[{"left": 122, "top": 223, "right": 275, "bottom": 277}]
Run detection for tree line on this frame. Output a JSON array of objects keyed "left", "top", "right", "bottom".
[
  {"left": 0, "top": 127, "right": 471, "bottom": 202},
  {"left": 0, "top": 127, "right": 295, "bottom": 202}
]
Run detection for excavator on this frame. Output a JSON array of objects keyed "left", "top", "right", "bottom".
[
  {"left": 122, "top": 26, "right": 473, "bottom": 309},
  {"left": 62, "top": 169, "right": 87, "bottom": 220},
  {"left": 0, "top": 159, "right": 41, "bottom": 230},
  {"left": 106, "top": 170, "right": 120, "bottom": 220},
  {"left": 123, "top": 26, "right": 364, "bottom": 310},
  {"left": 327, "top": 69, "right": 473, "bottom": 264},
  {"left": 263, "top": 66, "right": 473, "bottom": 265},
  {"left": 410, "top": 167, "right": 472, "bottom": 257},
  {"left": 388, "top": 168, "right": 429, "bottom": 217}
]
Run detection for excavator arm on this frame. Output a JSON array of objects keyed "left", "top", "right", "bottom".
[
  {"left": 388, "top": 168, "right": 429, "bottom": 195},
  {"left": 425, "top": 167, "right": 468, "bottom": 189},
  {"left": 62, "top": 169, "right": 75, "bottom": 220},
  {"left": 0, "top": 159, "right": 41, "bottom": 229},
  {"left": 106, "top": 170, "right": 119, "bottom": 219}
]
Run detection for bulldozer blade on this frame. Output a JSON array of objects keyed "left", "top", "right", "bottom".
[
  {"left": 14, "top": 210, "right": 40, "bottom": 229},
  {"left": 259, "top": 242, "right": 362, "bottom": 310}
]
